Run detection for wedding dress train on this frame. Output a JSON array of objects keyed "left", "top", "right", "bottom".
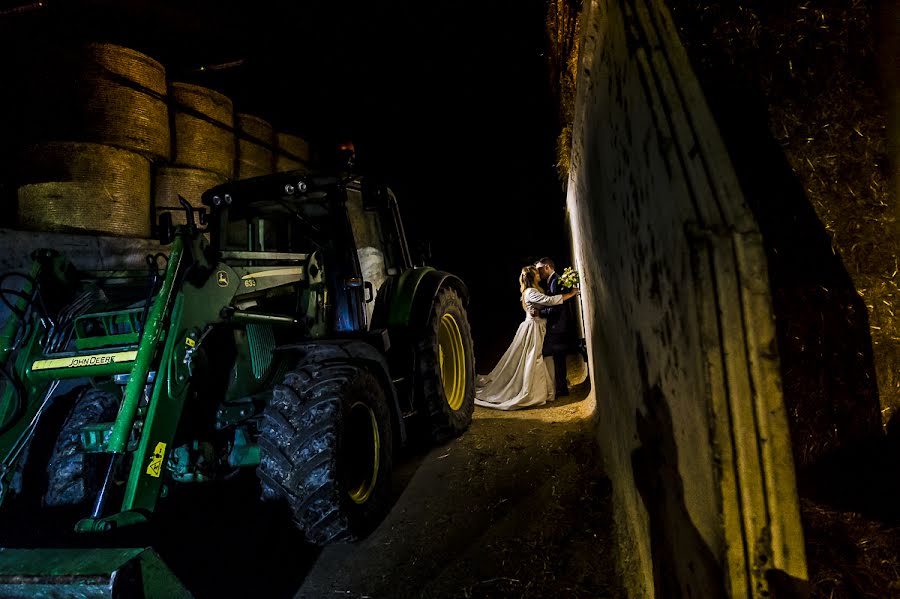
[{"left": 474, "top": 287, "right": 564, "bottom": 410}]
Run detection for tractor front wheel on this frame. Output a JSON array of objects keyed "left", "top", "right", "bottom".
[
  {"left": 257, "top": 358, "right": 393, "bottom": 545},
  {"left": 44, "top": 387, "right": 120, "bottom": 508},
  {"left": 415, "top": 287, "right": 476, "bottom": 442}
]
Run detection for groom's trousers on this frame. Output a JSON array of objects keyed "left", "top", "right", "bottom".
[{"left": 551, "top": 351, "right": 568, "bottom": 395}]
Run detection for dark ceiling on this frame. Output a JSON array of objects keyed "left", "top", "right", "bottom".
[
  {"left": 2, "top": 1, "right": 557, "bottom": 146},
  {"left": 0, "top": 0, "right": 569, "bottom": 364}
]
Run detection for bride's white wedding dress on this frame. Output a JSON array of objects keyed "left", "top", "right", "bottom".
[{"left": 474, "top": 287, "right": 564, "bottom": 410}]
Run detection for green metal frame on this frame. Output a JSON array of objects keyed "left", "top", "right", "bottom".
[
  {"left": 0, "top": 260, "right": 40, "bottom": 371},
  {"left": 76, "top": 233, "right": 251, "bottom": 531},
  {"left": 0, "top": 547, "right": 192, "bottom": 597},
  {"left": 73, "top": 308, "right": 143, "bottom": 350},
  {"left": 0, "top": 230, "right": 248, "bottom": 528},
  {"left": 386, "top": 267, "right": 434, "bottom": 327},
  {"left": 0, "top": 226, "right": 306, "bottom": 529},
  {"left": 0, "top": 175, "right": 471, "bottom": 540}
]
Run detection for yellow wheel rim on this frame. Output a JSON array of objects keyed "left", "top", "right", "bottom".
[
  {"left": 347, "top": 401, "right": 380, "bottom": 505},
  {"left": 438, "top": 312, "right": 466, "bottom": 411}
]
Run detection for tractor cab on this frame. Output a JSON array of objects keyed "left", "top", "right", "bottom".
[
  {"left": 190, "top": 171, "right": 413, "bottom": 334},
  {"left": 203, "top": 172, "right": 338, "bottom": 253},
  {"left": 197, "top": 172, "right": 372, "bottom": 335}
]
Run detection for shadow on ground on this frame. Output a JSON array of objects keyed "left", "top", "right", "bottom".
[
  {"left": 295, "top": 382, "right": 619, "bottom": 599},
  {"left": 129, "top": 382, "right": 615, "bottom": 599}
]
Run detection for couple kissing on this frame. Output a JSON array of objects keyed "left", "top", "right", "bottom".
[{"left": 474, "top": 257, "right": 581, "bottom": 411}]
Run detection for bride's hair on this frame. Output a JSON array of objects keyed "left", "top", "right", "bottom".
[{"left": 519, "top": 266, "right": 542, "bottom": 310}]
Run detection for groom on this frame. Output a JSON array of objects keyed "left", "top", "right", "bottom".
[{"left": 535, "top": 257, "right": 575, "bottom": 397}]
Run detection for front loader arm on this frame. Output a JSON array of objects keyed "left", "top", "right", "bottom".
[
  {"left": 105, "top": 238, "right": 185, "bottom": 456},
  {"left": 78, "top": 247, "right": 243, "bottom": 531},
  {"left": 120, "top": 265, "right": 239, "bottom": 517}
]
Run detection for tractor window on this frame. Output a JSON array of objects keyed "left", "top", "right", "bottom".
[
  {"left": 221, "top": 200, "right": 329, "bottom": 253},
  {"left": 223, "top": 216, "right": 295, "bottom": 252}
]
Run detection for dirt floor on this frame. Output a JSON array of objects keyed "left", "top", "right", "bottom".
[
  {"left": 151, "top": 380, "right": 620, "bottom": 599},
  {"left": 293, "top": 381, "right": 620, "bottom": 599}
]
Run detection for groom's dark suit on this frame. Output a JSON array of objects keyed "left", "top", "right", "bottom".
[{"left": 540, "top": 271, "right": 575, "bottom": 396}]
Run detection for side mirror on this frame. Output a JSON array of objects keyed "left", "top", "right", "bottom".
[
  {"left": 361, "top": 180, "right": 389, "bottom": 211},
  {"left": 157, "top": 212, "right": 174, "bottom": 245},
  {"left": 417, "top": 240, "right": 432, "bottom": 265}
]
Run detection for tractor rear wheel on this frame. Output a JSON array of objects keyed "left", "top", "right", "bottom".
[
  {"left": 257, "top": 358, "right": 393, "bottom": 545},
  {"left": 415, "top": 287, "right": 475, "bottom": 442},
  {"left": 44, "top": 387, "right": 120, "bottom": 508}
]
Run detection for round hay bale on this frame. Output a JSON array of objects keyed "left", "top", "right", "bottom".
[
  {"left": 17, "top": 142, "right": 151, "bottom": 237},
  {"left": 170, "top": 82, "right": 235, "bottom": 179},
  {"left": 23, "top": 43, "right": 170, "bottom": 161},
  {"left": 275, "top": 132, "right": 311, "bottom": 173},
  {"left": 154, "top": 166, "right": 226, "bottom": 225},
  {"left": 235, "top": 113, "right": 274, "bottom": 179}
]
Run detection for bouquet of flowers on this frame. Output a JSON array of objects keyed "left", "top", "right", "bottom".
[{"left": 558, "top": 266, "right": 580, "bottom": 289}]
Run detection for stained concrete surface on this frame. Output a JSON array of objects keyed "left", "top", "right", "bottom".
[{"left": 566, "top": 0, "right": 807, "bottom": 595}]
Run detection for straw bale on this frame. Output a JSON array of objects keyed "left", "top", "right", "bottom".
[
  {"left": 22, "top": 43, "right": 170, "bottom": 161},
  {"left": 170, "top": 82, "right": 235, "bottom": 179},
  {"left": 154, "top": 166, "right": 226, "bottom": 226},
  {"left": 17, "top": 142, "right": 151, "bottom": 237},
  {"left": 276, "top": 132, "right": 311, "bottom": 173},
  {"left": 235, "top": 113, "right": 275, "bottom": 179}
]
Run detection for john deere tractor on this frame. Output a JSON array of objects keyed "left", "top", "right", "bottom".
[{"left": 0, "top": 170, "right": 475, "bottom": 596}]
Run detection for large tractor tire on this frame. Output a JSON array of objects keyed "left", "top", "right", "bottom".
[
  {"left": 257, "top": 357, "right": 393, "bottom": 545},
  {"left": 415, "top": 287, "right": 476, "bottom": 442},
  {"left": 44, "top": 387, "right": 120, "bottom": 507}
]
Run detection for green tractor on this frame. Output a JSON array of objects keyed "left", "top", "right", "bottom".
[{"left": 0, "top": 170, "right": 476, "bottom": 595}]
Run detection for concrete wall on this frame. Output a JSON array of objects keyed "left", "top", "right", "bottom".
[{"left": 569, "top": 0, "right": 807, "bottom": 596}]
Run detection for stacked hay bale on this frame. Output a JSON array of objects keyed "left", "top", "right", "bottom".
[
  {"left": 156, "top": 82, "right": 234, "bottom": 224},
  {"left": 275, "top": 132, "right": 311, "bottom": 173},
  {"left": 17, "top": 143, "right": 152, "bottom": 236},
  {"left": 235, "top": 113, "right": 275, "bottom": 179},
  {"left": 7, "top": 42, "right": 314, "bottom": 240},
  {"left": 16, "top": 43, "right": 169, "bottom": 237}
]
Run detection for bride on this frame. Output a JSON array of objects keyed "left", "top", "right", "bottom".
[{"left": 475, "top": 265, "right": 581, "bottom": 410}]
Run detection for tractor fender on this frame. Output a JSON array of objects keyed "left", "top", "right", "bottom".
[
  {"left": 408, "top": 270, "right": 470, "bottom": 331},
  {"left": 275, "top": 340, "right": 407, "bottom": 446},
  {"left": 378, "top": 267, "right": 469, "bottom": 331}
]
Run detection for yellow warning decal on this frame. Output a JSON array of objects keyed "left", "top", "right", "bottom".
[
  {"left": 32, "top": 350, "right": 138, "bottom": 371},
  {"left": 146, "top": 442, "right": 166, "bottom": 478},
  {"left": 241, "top": 268, "right": 304, "bottom": 279},
  {"left": 185, "top": 337, "right": 196, "bottom": 347}
]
